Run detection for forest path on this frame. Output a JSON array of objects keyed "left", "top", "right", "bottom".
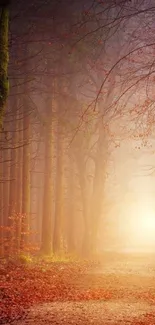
[
  {"left": 13, "top": 252, "right": 155, "bottom": 325},
  {"left": 15, "top": 300, "right": 155, "bottom": 325}
]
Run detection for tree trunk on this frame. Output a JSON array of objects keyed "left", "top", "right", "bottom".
[
  {"left": 7, "top": 109, "right": 17, "bottom": 255},
  {"left": 0, "top": 3, "right": 9, "bottom": 126},
  {"left": 90, "top": 121, "right": 107, "bottom": 253},
  {"left": 76, "top": 156, "right": 90, "bottom": 257},
  {"left": 0, "top": 148, "right": 4, "bottom": 256},
  {"left": 53, "top": 113, "right": 63, "bottom": 254},
  {"left": 67, "top": 152, "right": 76, "bottom": 253},
  {"left": 41, "top": 76, "right": 53, "bottom": 255},
  {"left": 41, "top": 120, "right": 53, "bottom": 254},
  {"left": 15, "top": 101, "right": 23, "bottom": 254},
  {"left": 21, "top": 95, "right": 30, "bottom": 250},
  {"left": 3, "top": 125, "right": 10, "bottom": 254}
]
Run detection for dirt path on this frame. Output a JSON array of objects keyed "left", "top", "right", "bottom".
[{"left": 13, "top": 300, "right": 155, "bottom": 325}]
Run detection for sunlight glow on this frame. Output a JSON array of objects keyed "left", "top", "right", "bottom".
[{"left": 123, "top": 202, "right": 155, "bottom": 249}]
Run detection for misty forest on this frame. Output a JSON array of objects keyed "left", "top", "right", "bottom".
[{"left": 2, "top": 1, "right": 155, "bottom": 324}]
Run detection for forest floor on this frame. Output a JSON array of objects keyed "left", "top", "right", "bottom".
[{"left": 1, "top": 252, "right": 155, "bottom": 324}]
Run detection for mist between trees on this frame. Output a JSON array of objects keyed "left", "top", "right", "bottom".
[{"left": 0, "top": 0, "right": 155, "bottom": 258}]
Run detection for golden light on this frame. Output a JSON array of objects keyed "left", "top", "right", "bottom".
[{"left": 123, "top": 201, "right": 155, "bottom": 250}]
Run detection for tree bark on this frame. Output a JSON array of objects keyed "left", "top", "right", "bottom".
[
  {"left": 53, "top": 112, "right": 63, "bottom": 254},
  {"left": 90, "top": 121, "right": 107, "bottom": 253},
  {"left": 41, "top": 72, "right": 53, "bottom": 255},
  {"left": 7, "top": 105, "right": 18, "bottom": 255},
  {"left": 15, "top": 100, "right": 23, "bottom": 253},
  {"left": 0, "top": 148, "right": 4, "bottom": 256},
  {"left": 76, "top": 155, "right": 90, "bottom": 257},
  {"left": 41, "top": 118, "right": 53, "bottom": 254},
  {"left": 21, "top": 95, "right": 30, "bottom": 249},
  {"left": 0, "top": 2, "right": 9, "bottom": 127},
  {"left": 67, "top": 152, "right": 76, "bottom": 253}
]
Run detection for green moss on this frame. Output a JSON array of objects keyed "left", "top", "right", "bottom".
[{"left": 0, "top": 76, "right": 9, "bottom": 98}]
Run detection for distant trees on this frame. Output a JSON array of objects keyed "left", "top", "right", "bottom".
[
  {"left": 1, "top": 0, "right": 155, "bottom": 259},
  {"left": 0, "top": 0, "right": 125, "bottom": 257}
]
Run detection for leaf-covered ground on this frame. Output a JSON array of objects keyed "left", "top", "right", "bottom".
[{"left": 1, "top": 253, "right": 155, "bottom": 324}]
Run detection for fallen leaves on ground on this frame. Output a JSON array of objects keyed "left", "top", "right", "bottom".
[{"left": 1, "top": 259, "right": 155, "bottom": 324}]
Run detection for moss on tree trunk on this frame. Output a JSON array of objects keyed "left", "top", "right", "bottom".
[{"left": 0, "top": 3, "right": 9, "bottom": 127}]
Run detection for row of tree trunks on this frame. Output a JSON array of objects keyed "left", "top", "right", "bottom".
[
  {"left": 0, "top": 77, "right": 31, "bottom": 256},
  {"left": 0, "top": 58, "right": 109, "bottom": 259},
  {"left": 41, "top": 63, "right": 65, "bottom": 255}
]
